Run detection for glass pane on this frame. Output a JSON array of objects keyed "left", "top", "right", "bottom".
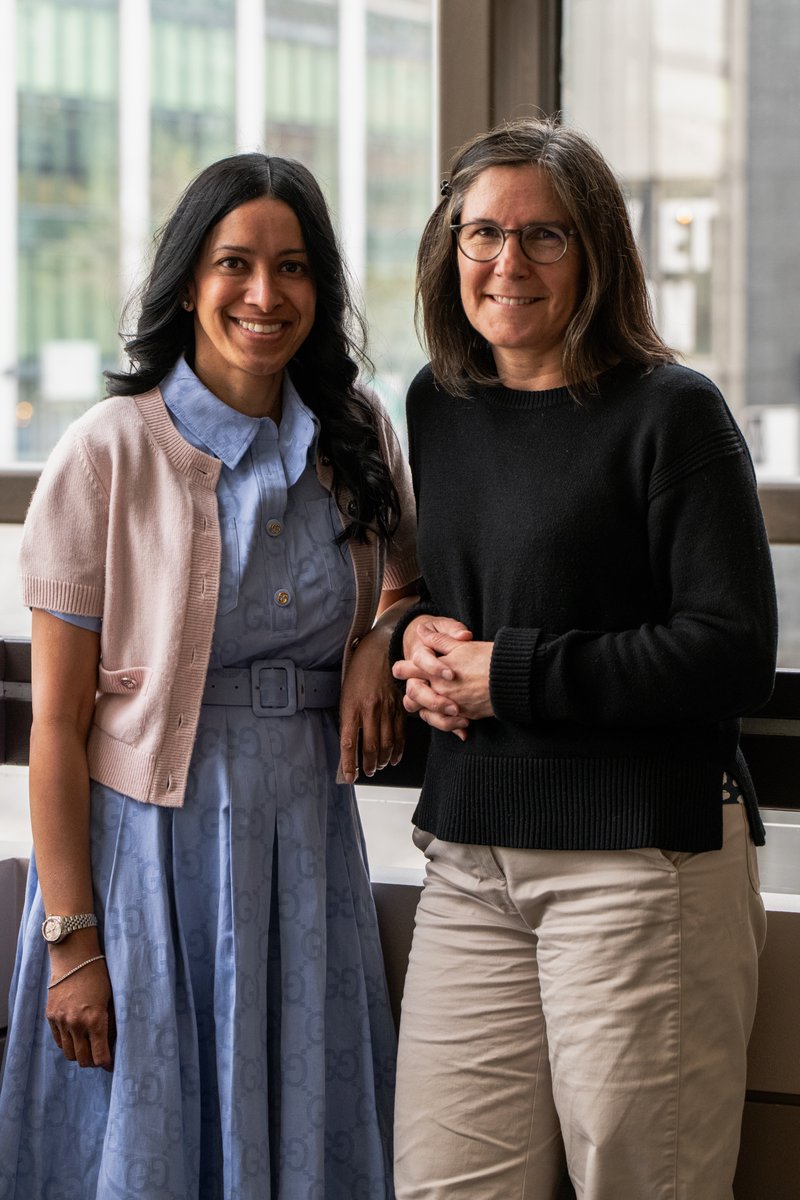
[
  {"left": 16, "top": 2, "right": 120, "bottom": 463},
  {"left": 563, "top": 0, "right": 740, "bottom": 399},
  {"left": 771, "top": 545, "right": 800, "bottom": 669},
  {"left": 150, "top": 12, "right": 237, "bottom": 221},
  {"left": 364, "top": 7, "right": 433, "bottom": 424},
  {"left": 6, "top": 0, "right": 435, "bottom": 466},
  {"left": 562, "top": 0, "right": 800, "bottom": 665}
]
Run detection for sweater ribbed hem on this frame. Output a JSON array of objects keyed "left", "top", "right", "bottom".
[
  {"left": 87, "top": 727, "right": 165, "bottom": 805},
  {"left": 22, "top": 576, "right": 104, "bottom": 616},
  {"left": 415, "top": 744, "right": 724, "bottom": 852},
  {"left": 388, "top": 600, "right": 438, "bottom": 668},
  {"left": 382, "top": 550, "right": 420, "bottom": 592}
]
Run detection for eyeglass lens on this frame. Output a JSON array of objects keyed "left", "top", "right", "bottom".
[{"left": 457, "top": 223, "right": 567, "bottom": 263}]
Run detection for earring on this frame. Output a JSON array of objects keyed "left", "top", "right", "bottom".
[{"left": 182, "top": 299, "right": 192, "bottom": 311}]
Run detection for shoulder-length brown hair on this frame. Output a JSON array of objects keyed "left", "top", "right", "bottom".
[{"left": 417, "top": 117, "right": 675, "bottom": 396}]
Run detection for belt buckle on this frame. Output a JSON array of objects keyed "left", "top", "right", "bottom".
[{"left": 250, "top": 659, "right": 297, "bottom": 716}]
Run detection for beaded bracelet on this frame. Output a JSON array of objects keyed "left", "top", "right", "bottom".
[{"left": 48, "top": 954, "right": 106, "bottom": 990}]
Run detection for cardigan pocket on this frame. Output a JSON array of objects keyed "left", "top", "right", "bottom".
[{"left": 95, "top": 665, "right": 152, "bottom": 742}]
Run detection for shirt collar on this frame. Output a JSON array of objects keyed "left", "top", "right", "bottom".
[
  {"left": 277, "top": 374, "right": 320, "bottom": 486},
  {"left": 160, "top": 356, "right": 319, "bottom": 473}
]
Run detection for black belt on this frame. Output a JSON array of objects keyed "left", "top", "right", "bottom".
[{"left": 202, "top": 660, "right": 340, "bottom": 716}]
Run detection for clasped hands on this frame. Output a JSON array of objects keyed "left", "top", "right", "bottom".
[
  {"left": 338, "top": 612, "right": 493, "bottom": 780},
  {"left": 391, "top": 616, "right": 494, "bottom": 739}
]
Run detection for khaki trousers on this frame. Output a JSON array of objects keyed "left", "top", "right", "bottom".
[{"left": 394, "top": 800, "right": 766, "bottom": 1200}]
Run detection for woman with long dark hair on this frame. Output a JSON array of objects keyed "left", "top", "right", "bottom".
[{"left": 0, "top": 153, "right": 417, "bottom": 1198}]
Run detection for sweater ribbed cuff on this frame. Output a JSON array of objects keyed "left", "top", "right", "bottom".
[
  {"left": 489, "top": 627, "right": 542, "bottom": 725},
  {"left": 387, "top": 600, "right": 439, "bottom": 670}
]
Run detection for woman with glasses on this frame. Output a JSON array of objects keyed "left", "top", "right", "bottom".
[{"left": 390, "top": 118, "right": 776, "bottom": 1200}]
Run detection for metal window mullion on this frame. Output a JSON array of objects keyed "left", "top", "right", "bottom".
[
  {"left": 118, "top": 0, "right": 152, "bottom": 317},
  {"left": 338, "top": 0, "right": 368, "bottom": 286},
  {"left": 236, "top": 0, "right": 266, "bottom": 152}
]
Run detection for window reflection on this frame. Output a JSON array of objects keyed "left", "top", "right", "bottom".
[
  {"left": 562, "top": 0, "right": 800, "bottom": 665},
  {"left": 563, "top": 0, "right": 742, "bottom": 406}
]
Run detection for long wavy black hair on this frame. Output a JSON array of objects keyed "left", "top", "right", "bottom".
[{"left": 106, "top": 153, "right": 399, "bottom": 544}]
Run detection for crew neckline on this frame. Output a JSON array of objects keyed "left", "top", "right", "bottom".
[{"left": 481, "top": 361, "right": 633, "bottom": 410}]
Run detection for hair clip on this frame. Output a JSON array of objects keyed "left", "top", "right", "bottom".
[{"left": 440, "top": 179, "right": 453, "bottom": 198}]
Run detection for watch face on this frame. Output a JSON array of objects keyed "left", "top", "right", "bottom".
[{"left": 42, "top": 916, "right": 63, "bottom": 942}]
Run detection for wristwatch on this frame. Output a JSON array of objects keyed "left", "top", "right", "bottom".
[{"left": 41, "top": 913, "right": 98, "bottom": 944}]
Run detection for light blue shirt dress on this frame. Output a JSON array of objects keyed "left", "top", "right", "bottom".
[{"left": 0, "top": 358, "right": 397, "bottom": 1198}]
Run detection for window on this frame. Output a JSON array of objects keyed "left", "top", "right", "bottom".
[
  {"left": 5, "top": 0, "right": 435, "bottom": 473},
  {"left": 562, "top": 0, "right": 800, "bottom": 668}
]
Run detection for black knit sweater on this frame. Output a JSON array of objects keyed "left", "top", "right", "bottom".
[{"left": 394, "top": 361, "right": 777, "bottom": 852}]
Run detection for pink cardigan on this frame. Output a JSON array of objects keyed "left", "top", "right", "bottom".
[{"left": 19, "top": 386, "right": 418, "bottom": 807}]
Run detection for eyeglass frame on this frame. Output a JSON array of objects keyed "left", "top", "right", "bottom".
[{"left": 450, "top": 221, "right": 578, "bottom": 264}]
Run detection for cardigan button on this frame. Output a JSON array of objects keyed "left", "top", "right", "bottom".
[{"left": 120, "top": 676, "right": 137, "bottom": 691}]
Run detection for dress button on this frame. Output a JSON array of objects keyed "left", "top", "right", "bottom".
[
  {"left": 275, "top": 590, "right": 291, "bottom": 607},
  {"left": 266, "top": 519, "right": 282, "bottom": 537},
  {"left": 120, "top": 676, "right": 137, "bottom": 691}
]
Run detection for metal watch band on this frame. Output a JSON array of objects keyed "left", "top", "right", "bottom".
[{"left": 41, "top": 913, "right": 99, "bottom": 943}]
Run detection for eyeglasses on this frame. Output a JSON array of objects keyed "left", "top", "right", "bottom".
[{"left": 451, "top": 221, "right": 577, "bottom": 264}]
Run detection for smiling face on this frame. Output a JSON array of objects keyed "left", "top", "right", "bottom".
[
  {"left": 456, "top": 163, "right": 582, "bottom": 390},
  {"left": 187, "top": 195, "right": 316, "bottom": 416}
]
